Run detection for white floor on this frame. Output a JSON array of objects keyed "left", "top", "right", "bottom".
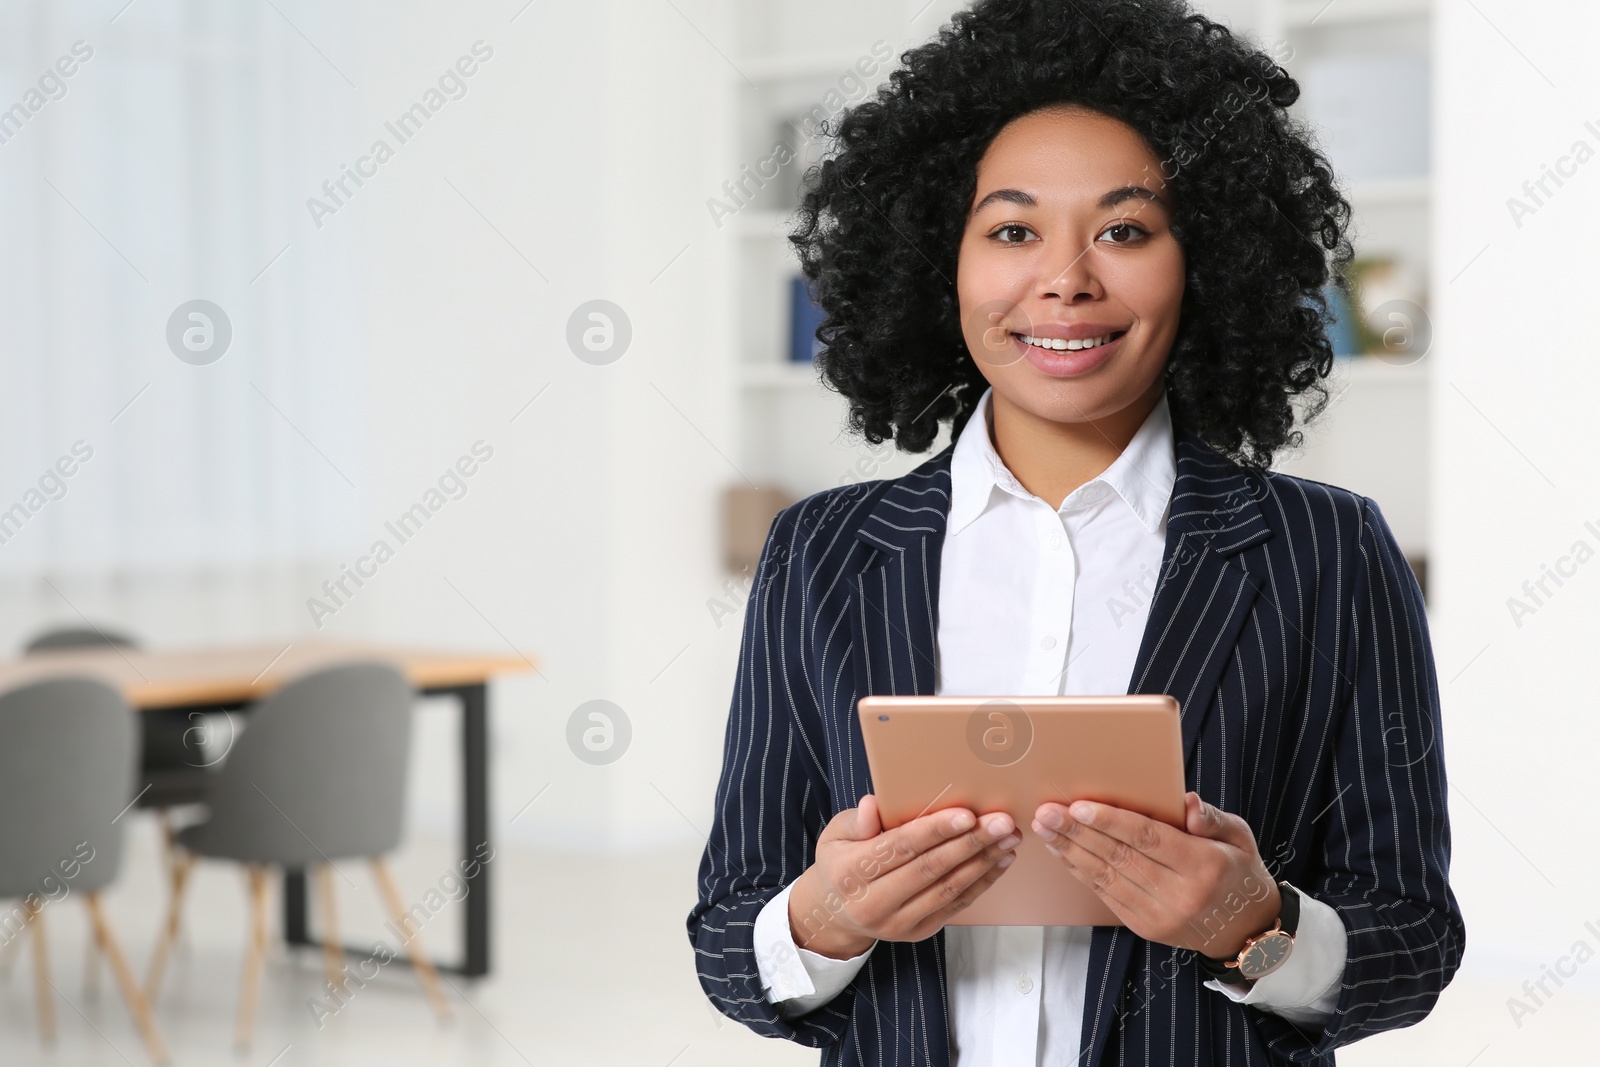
[{"left": 0, "top": 816, "right": 1591, "bottom": 1066}]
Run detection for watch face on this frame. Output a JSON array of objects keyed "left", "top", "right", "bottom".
[{"left": 1238, "top": 933, "right": 1293, "bottom": 979}]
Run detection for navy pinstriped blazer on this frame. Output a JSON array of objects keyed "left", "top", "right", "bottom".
[{"left": 688, "top": 423, "right": 1465, "bottom": 1067}]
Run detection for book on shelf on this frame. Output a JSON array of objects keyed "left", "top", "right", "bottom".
[
  {"left": 789, "top": 274, "right": 826, "bottom": 363},
  {"left": 1322, "top": 279, "right": 1363, "bottom": 358}
]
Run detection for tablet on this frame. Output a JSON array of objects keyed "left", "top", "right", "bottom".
[{"left": 856, "top": 694, "right": 1186, "bottom": 926}]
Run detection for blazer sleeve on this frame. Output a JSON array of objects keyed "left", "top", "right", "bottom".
[
  {"left": 685, "top": 503, "right": 852, "bottom": 1048},
  {"left": 1253, "top": 495, "right": 1467, "bottom": 1060}
]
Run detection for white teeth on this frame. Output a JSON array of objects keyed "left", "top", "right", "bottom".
[{"left": 1020, "top": 333, "right": 1115, "bottom": 352}]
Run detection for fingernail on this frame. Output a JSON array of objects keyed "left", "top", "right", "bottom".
[
  {"left": 997, "top": 852, "right": 1016, "bottom": 869},
  {"left": 984, "top": 813, "right": 1012, "bottom": 837},
  {"left": 951, "top": 811, "right": 975, "bottom": 832},
  {"left": 1070, "top": 801, "right": 1094, "bottom": 823},
  {"left": 1033, "top": 824, "right": 1057, "bottom": 842},
  {"left": 1037, "top": 807, "right": 1063, "bottom": 829},
  {"left": 997, "top": 834, "right": 1020, "bottom": 851}
]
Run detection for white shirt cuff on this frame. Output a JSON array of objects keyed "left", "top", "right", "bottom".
[
  {"left": 1202, "top": 882, "right": 1347, "bottom": 1024},
  {"left": 753, "top": 881, "right": 876, "bottom": 1019}
]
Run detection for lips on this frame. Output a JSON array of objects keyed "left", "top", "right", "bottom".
[
  {"left": 1014, "top": 330, "right": 1126, "bottom": 353},
  {"left": 1010, "top": 329, "right": 1125, "bottom": 377}
]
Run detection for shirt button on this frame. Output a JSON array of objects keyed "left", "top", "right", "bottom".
[
  {"left": 1016, "top": 975, "right": 1034, "bottom": 994},
  {"left": 1040, "top": 635, "right": 1057, "bottom": 650},
  {"left": 1048, "top": 533, "right": 1061, "bottom": 549}
]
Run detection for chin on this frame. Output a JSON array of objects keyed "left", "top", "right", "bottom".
[{"left": 1000, "top": 379, "right": 1133, "bottom": 425}]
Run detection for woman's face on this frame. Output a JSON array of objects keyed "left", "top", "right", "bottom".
[{"left": 956, "top": 105, "right": 1186, "bottom": 427}]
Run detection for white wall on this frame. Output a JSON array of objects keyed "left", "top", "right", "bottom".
[
  {"left": 0, "top": 0, "right": 744, "bottom": 857},
  {"left": 325, "top": 0, "right": 742, "bottom": 854},
  {"left": 1434, "top": 1, "right": 1600, "bottom": 992}
]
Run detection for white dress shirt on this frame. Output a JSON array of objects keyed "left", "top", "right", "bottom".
[{"left": 753, "top": 386, "right": 1348, "bottom": 1064}]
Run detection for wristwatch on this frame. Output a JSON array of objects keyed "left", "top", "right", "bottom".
[{"left": 1195, "top": 880, "right": 1300, "bottom": 989}]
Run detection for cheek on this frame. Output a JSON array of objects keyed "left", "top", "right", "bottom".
[
  {"left": 957, "top": 241, "right": 1028, "bottom": 362},
  {"left": 1109, "top": 249, "right": 1185, "bottom": 326},
  {"left": 957, "top": 234, "right": 1034, "bottom": 305}
]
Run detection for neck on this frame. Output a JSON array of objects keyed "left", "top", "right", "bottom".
[{"left": 988, "top": 378, "right": 1164, "bottom": 510}]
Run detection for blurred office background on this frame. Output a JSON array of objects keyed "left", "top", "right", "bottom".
[{"left": 0, "top": 0, "right": 1591, "bottom": 1064}]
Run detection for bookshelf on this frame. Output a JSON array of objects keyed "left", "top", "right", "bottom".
[
  {"left": 725, "top": 5, "right": 957, "bottom": 503},
  {"left": 723, "top": 0, "right": 1433, "bottom": 578},
  {"left": 1247, "top": 0, "right": 1434, "bottom": 575}
]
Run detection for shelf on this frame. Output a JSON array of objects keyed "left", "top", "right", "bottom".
[
  {"left": 739, "top": 362, "right": 825, "bottom": 389},
  {"left": 1347, "top": 176, "right": 1430, "bottom": 208},
  {"left": 1284, "top": 0, "right": 1430, "bottom": 28}
]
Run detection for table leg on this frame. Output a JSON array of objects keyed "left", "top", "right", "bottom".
[
  {"left": 280, "top": 681, "right": 493, "bottom": 978},
  {"left": 283, "top": 869, "right": 309, "bottom": 947},
  {"left": 456, "top": 681, "right": 491, "bottom": 978}
]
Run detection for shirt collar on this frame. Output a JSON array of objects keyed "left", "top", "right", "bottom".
[{"left": 947, "top": 384, "right": 1177, "bottom": 538}]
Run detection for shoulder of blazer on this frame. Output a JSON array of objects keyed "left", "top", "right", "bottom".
[
  {"left": 1253, "top": 459, "right": 1378, "bottom": 553},
  {"left": 1155, "top": 424, "right": 1378, "bottom": 557},
  {"left": 764, "top": 442, "right": 958, "bottom": 576}
]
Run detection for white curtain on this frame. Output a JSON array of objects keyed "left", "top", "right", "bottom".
[{"left": 0, "top": 0, "right": 366, "bottom": 576}]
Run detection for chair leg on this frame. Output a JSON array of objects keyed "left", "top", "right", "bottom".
[
  {"left": 143, "top": 846, "right": 193, "bottom": 1005},
  {"left": 0, "top": 917, "right": 23, "bottom": 982},
  {"left": 156, "top": 812, "right": 193, "bottom": 957},
  {"left": 84, "top": 892, "right": 170, "bottom": 1066},
  {"left": 234, "top": 865, "right": 271, "bottom": 1052},
  {"left": 84, "top": 905, "right": 104, "bottom": 1000},
  {"left": 313, "top": 864, "right": 344, "bottom": 993},
  {"left": 369, "top": 858, "right": 451, "bottom": 1021},
  {"left": 158, "top": 811, "right": 176, "bottom": 873},
  {"left": 25, "top": 896, "right": 54, "bottom": 1044}
]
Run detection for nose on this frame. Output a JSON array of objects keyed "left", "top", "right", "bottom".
[{"left": 1038, "top": 239, "right": 1104, "bottom": 302}]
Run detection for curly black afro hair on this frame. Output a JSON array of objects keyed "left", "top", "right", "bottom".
[{"left": 789, "top": 0, "right": 1354, "bottom": 468}]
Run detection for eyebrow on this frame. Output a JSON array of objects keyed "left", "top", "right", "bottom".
[{"left": 970, "top": 184, "right": 1167, "bottom": 216}]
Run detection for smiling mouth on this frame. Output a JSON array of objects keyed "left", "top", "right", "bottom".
[{"left": 1012, "top": 330, "right": 1127, "bottom": 352}]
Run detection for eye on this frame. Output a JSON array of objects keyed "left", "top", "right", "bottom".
[
  {"left": 1099, "top": 222, "right": 1149, "bottom": 245},
  {"left": 987, "top": 223, "right": 1037, "bottom": 244}
]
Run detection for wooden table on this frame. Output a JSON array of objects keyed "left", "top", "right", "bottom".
[{"left": 0, "top": 639, "right": 535, "bottom": 978}]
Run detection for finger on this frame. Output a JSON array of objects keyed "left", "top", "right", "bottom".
[
  {"left": 1184, "top": 792, "right": 1245, "bottom": 848},
  {"left": 1047, "top": 837, "right": 1149, "bottom": 922},
  {"left": 854, "top": 794, "right": 884, "bottom": 840},
  {"left": 873, "top": 818, "right": 1021, "bottom": 903},
  {"left": 870, "top": 808, "right": 1014, "bottom": 882},
  {"left": 817, "top": 794, "right": 884, "bottom": 847},
  {"left": 1035, "top": 810, "right": 1169, "bottom": 892},
  {"left": 1038, "top": 801, "right": 1183, "bottom": 875},
  {"left": 900, "top": 842, "right": 1017, "bottom": 933}
]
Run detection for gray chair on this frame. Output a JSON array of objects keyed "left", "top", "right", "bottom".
[
  {"left": 23, "top": 626, "right": 140, "bottom": 653},
  {"left": 23, "top": 625, "right": 217, "bottom": 1003},
  {"left": 147, "top": 660, "right": 449, "bottom": 1049},
  {"left": 24, "top": 627, "right": 215, "bottom": 811},
  {"left": 0, "top": 676, "right": 169, "bottom": 1064}
]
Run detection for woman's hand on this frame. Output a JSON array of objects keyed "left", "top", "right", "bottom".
[
  {"left": 788, "top": 795, "right": 1020, "bottom": 960},
  {"left": 1033, "top": 791, "right": 1281, "bottom": 959}
]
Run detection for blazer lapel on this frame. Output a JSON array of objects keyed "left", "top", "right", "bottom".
[
  {"left": 846, "top": 454, "right": 953, "bottom": 803},
  {"left": 1079, "top": 426, "right": 1275, "bottom": 1067}
]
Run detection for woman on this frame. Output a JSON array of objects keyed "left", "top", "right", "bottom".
[{"left": 687, "top": 2, "right": 1464, "bottom": 1065}]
